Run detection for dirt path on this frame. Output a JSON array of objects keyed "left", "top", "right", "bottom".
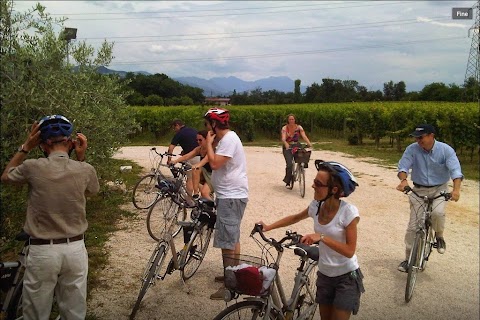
[{"left": 89, "top": 146, "right": 479, "bottom": 320}]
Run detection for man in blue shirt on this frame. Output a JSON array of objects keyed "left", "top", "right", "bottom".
[
  {"left": 167, "top": 119, "right": 199, "bottom": 196},
  {"left": 396, "top": 124, "right": 462, "bottom": 272}
]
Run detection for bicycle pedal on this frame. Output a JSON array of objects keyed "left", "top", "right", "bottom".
[
  {"left": 433, "top": 243, "right": 438, "bottom": 248},
  {"left": 166, "top": 259, "right": 175, "bottom": 274}
]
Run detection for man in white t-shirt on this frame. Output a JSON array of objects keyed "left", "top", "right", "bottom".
[{"left": 204, "top": 108, "right": 249, "bottom": 300}]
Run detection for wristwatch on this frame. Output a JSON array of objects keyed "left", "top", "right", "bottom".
[
  {"left": 319, "top": 233, "right": 325, "bottom": 242},
  {"left": 17, "top": 145, "right": 29, "bottom": 154}
]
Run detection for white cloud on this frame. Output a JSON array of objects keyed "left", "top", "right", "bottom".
[
  {"left": 10, "top": 0, "right": 476, "bottom": 90},
  {"left": 417, "top": 17, "right": 468, "bottom": 29}
]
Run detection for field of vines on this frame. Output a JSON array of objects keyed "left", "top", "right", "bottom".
[{"left": 130, "top": 102, "right": 478, "bottom": 156}]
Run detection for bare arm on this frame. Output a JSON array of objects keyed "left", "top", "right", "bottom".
[
  {"left": 257, "top": 208, "right": 309, "bottom": 232},
  {"left": 2, "top": 122, "right": 41, "bottom": 183},
  {"left": 172, "top": 146, "right": 200, "bottom": 164},
  {"left": 451, "top": 178, "right": 461, "bottom": 201},
  {"left": 299, "top": 126, "right": 312, "bottom": 147},
  {"left": 167, "top": 144, "right": 176, "bottom": 164},
  {"left": 192, "top": 154, "right": 209, "bottom": 169},
  {"left": 206, "top": 130, "right": 229, "bottom": 170},
  {"left": 302, "top": 217, "right": 359, "bottom": 258},
  {"left": 396, "top": 171, "right": 409, "bottom": 191},
  {"left": 281, "top": 126, "right": 289, "bottom": 149}
]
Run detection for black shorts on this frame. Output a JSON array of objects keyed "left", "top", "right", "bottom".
[{"left": 315, "top": 268, "right": 365, "bottom": 315}]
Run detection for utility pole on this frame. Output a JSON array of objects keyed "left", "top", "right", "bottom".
[
  {"left": 60, "top": 27, "right": 77, "bottom": 65},
  {"left": 463, "top": 1, "right": 479, "bottom": 103}
]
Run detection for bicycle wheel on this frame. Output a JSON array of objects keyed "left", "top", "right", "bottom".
[
  {"left": 421, "top": 223, "right": 435, "bottom": 271},
  {"left": 292, "top": 261, "right": 318, "bottom": 320},
  {"left": 298, "top": 165, "right": 306, "bottom": 198},
  {"left": 180, "top": 223, "right": 213, "bottom": 281},
  {"left": 405, "top": 232, "right": 424, "bottom": 302},
  {"left": 147, "top": 197, "right": 183, "bottom": 241},
  {"left": 130, "top": 241, "right": 168, "bottom": 320},
  {"left": 132, "top": 174, "right": 160, "bottom": 209},
  {"left": 213, "top": 300, "right": 273, "bottom": 320},
  {"left": 6, "top": 280, "right": 23, "bottom": 320}
]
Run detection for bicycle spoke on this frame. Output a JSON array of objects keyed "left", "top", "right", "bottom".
[
  {"left": 293, "top": 261, "right": 318, "bottom": 320},
  {"left": 181, "top": 223, "right": 213, "bottom": 281},
  {"left": 147, "top": 197, "right": 185, "bottom": 241},
  {"left": 405, "top": 232, "right": 423, "bottom": 302}
]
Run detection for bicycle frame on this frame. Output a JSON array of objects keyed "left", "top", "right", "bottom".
[
  {"left": 407, "top": 188, "right": 449, "bottom": 271},
  {"left": 264, "top": 258, "right": 317, "bottom": 320},
  {"left": 404, "top": 186, "right": 451, "bottom": 302},
  {"left": 224, "top": 226, "right": 318, "bottom": 320}
]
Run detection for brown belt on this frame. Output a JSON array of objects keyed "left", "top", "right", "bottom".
[{"left": 29, "top": 234, "right": 84, "bottom": 245}]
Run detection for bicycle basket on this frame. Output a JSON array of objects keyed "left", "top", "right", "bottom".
[
  {"left": 222, "top": 254, "right": 276, "bottom": 296},
  {"left": 294, "top": 149, "right": 311, "bottom": 164}
]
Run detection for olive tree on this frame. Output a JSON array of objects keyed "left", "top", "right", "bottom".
[{"left": 0, "top": 1, "right": 137, "bottom": 237}]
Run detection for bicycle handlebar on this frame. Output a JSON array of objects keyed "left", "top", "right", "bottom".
[
  {"left": 251, "top": 224, "right": 303, "bottom": 251},
  {"left": 403, "top": 186, "right": 451, "bottom": 201},
  {"left": 151, "top": 147, "right": 176, "bottom": 158}
]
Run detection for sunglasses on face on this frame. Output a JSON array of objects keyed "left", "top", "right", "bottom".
[
  {"left": 313, "top": 179, "right": 329, "bottom": 188},
  {"left": 196, "top": 138, "right": 204, "bottom": 142}
]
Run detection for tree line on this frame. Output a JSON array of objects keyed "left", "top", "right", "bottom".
[{"left": 123, "top": 73, "right": 479, "bottom": 106}]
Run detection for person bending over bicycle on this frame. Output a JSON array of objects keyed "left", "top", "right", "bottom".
[
  {"left": 171, "top": 130, "right": 214, "bottom": 200},
  {"left": 167, "top": 119, "right": 199, "bottom": 196},
  {"left": 1, "top": 115, "right": 100, "bottom": 319},
  {"left": 281, "top": 114, "right": 312, "bottom": 188},
  {"left": 396, "top": 124, "right": 463, "bottom": 272},
  {"left": 258, "top": 160, "right": 365, "bottom": 320}
]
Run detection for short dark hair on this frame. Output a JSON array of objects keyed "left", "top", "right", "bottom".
[
  {"left": 197, "top": 130, "right": 208, "bottom": 139},
  {"left": 171, "top": 119, "right": 184, "bottom": 127}
]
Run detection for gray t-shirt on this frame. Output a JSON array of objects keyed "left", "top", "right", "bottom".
[{"left": 7, "top": 151, "right": 100, "bottom": 239}]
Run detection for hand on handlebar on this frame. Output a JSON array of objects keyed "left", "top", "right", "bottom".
[
  {"left": 450, "top": 189, "right": 459, "bottom": 202},
  {"left": 300, "top": 233, "right": 319, "bottom": 245},
  {"left": 396, "top": 180, "right": 410, "bottom": 192}
]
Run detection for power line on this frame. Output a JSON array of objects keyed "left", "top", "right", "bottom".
[
  {"left": 48, "top": 1, "right": 364, "bottom": 16},
  {"left": 109, "top": 36, "right": 466, "bottom": 66},
  {"left": 56, "top": 1, "right": 410, "bottom": 21},
  {"left": 79, "top": 16, "right": 453, "bottom": 43}
]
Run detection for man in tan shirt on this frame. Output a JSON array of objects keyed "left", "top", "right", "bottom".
[{"left": 1, "top": 115, "right": 99, "bottom": 320}]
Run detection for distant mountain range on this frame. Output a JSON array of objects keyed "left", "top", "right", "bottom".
[{"left": 94, "top": 66, "right": 306, "bottom": 95}]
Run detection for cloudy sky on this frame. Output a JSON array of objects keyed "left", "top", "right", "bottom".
[{"left": 13, "top": 1, "right": 477, "bottom": 91}]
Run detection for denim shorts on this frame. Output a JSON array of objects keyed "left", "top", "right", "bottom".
[
  {"left": 213, "top": 198, "right": 247, "bottom": 250},
  {"left": 315, "top": 268, "right": 365, "bottom": 315}
]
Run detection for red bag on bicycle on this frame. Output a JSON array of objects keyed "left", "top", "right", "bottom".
[{"left": 234, "top": 266, "right": 263, "bottom": 296}]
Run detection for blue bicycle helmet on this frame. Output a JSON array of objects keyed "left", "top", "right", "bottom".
[
  {"left": 314, "top": 160, "right": 359, "bottom": 197},
  {"left": 38, "top": 115, "right": 73, "bottom": 142}
]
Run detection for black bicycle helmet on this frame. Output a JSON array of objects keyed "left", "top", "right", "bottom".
[
  {"left": 38, "top": 115, "right": 73, "bottom": 142},
  {"left": 314, "top": 160, "right": 359, "bottom": 197}
]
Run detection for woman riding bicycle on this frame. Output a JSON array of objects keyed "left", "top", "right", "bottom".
[
  {"left": 258, "top": 160, "right": 365, "bottom": 320},
  {"left": 281, "top": 114, "right": 312, "bottom": 188}
]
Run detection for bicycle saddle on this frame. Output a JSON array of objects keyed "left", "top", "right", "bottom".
[{"left": 293, "top": 243, "right": 319, "bottom": 262}]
